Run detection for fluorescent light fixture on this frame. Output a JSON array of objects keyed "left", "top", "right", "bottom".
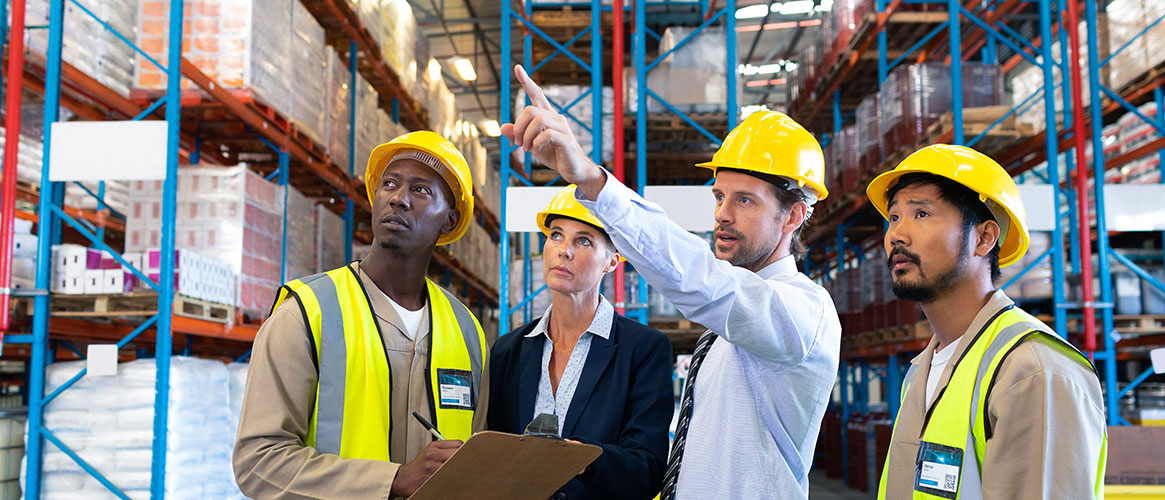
[
  {"left": 778, "top": 0, "right": 814, "bottom": 14},
  {"left": 815, "top": 0, "right": 833, "bottom": 12},
  {"left": 740, "top": 104, "right": 770, "bottom": 119},
  {"left": 740, "top": 63, "right": 784, "bottom": 76},
  {"left": 482, "top": 119, "right": 501, "bottom": 137},
  {"left": 735, "top": 4, "right": 770, "bottom": 19},
  {"left": 427, "top": 59, "right": 442, "bottom": 82},
  {"left": 452, "top": 57, "right": 477, "bottom": 81}
]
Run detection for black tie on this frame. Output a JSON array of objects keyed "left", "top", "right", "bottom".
[{"left": 661, "top": 329, "right": 718, "bottom": 499}]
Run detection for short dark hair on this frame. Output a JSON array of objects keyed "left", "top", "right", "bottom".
[
  {"left": 544, "top": 215, "right": 618, "bottom": 255},
  {"left": 886, "top": 172, "right": 1002, "bottom": 283},
  {"left": 719, "top": 168, "right": 810, "bottom": 260}
]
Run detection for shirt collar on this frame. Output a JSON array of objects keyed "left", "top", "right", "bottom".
[
  {"left": 756, "top": 254, "right": 799, "bottom": 280},
  {"left": 909, "top": 289, "right": 1015, "bottom": 365},
  {"left": 526, "top": 295, "right": 616, "bottom": 340}
]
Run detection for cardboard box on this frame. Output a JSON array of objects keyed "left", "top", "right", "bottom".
[
  {"left": 52, "top": 274, "right": 85, "bottom": 294},
  {"left": 83, "top": 269, "right": 106, "bottom": 294},
  {"left": 102, "top": 269, "right": 127, "bottom": 294},
  {"left": 1105, "top": 425, "right": 1165, "bottom": 485},
  {"left": 12, "top": 233, "right": 37, "bottom": 258},
  {"left": 53, "top": 244, "right": 98, "bottom": 273}
]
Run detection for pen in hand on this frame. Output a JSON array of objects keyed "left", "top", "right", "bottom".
[{"left": 412, "top": 411, "right": 445, "bottom": 441}]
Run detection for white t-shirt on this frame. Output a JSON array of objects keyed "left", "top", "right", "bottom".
[
  {"left": 923, "top": 334, "right": 983, "bottom": 500},
  {"left": 382, "top": 291, "right": 427, "bottom": 341},
  {"left": 925, "top": 335, "right": 964, "bottom": 407}
]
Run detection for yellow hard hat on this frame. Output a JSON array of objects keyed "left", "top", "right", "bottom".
[
  {"left": 536, "top": 185, "right": 623, "bottom": 261},
  {"left": 696, "top": 110, "right": 829, "bottom": 201},
  {"left": 866, "top": 144, "right": 1029, "bottom": 267},
  {"left": 365, "top": 130, "right": 474, "bottom": 246}
]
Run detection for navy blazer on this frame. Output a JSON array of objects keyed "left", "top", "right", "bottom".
[{"left": 488, "top": 314, "right": 674, "bottom": 500}]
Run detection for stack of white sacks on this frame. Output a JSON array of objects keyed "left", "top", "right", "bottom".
[{"left": 23, "top": 357, "right": 251, "bottom": 499}]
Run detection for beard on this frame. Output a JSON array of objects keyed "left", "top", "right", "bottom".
[
  {"left": 715, "top": 225, "right": 772, "bottom": 269},
  {"left": 888, "top": 242, "right": 969, "bottom": 303}
]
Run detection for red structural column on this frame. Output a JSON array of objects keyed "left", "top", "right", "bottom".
[
  {"left": 1065, "top": 0, "right": 1097, "bottom": 358},
  {"left": 613, "top": 0, "right": 626, "bottom": 315},
  {"left": 0, "top": 0, "right": 28, "bottom": 340}
]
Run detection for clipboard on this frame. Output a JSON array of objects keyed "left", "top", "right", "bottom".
[{"left": 408, "top": 431, "right": 602, "bottom": 500}]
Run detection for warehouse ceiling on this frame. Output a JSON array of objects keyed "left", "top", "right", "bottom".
[{"left": 415, "top": 0, "right": 824, "bottom": 152}]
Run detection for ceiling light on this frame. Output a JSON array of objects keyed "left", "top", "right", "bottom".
[
  {"left": 427, "top": 58, "right": 442, "bottom": 82},
  {"left": 452, "top": 57, "right": 477, "bottom": 81},
  {"left": 482, "top": 119, "right": 501, "bottom": 137},
  {"left": 735, "top": 4, "right": 770, "bottom": 19},
  {"left": 778, "top": 0, "right": 814, "bottom": 14}
]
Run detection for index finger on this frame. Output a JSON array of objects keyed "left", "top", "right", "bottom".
[{"left": 515, "top": 64, "right": 552, "bottom": 110}]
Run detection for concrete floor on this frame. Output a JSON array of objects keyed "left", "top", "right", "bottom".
[{"left": 808, "top": 470, "right": 874, "bottom": 500}]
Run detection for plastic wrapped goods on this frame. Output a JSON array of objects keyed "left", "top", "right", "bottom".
[
  {"left": 315, "top": 204, "right": 347, "bottom": 272},
  {"left": 290, "top": 0, "right": 329, "bottom": 145},
  {"left": 125, "top": 165, "right": 284, "bottom": 316},
  {"left": 832, "top": 0, "right": 872, "bottom": 61},
  {"left": 354, "top": 72, "right": 380, "bottom": 172},
  {"left": 135, "top": 0, "right": 294, "bottom": 119},
  {"left": 284, "top": 186, "right": 316, "bottom": 282},
  {"left": 26, "top": 357, "right": 243, "bottom": 499},
  {"left": 26, "top": 0, "right": 137, "bottom": 97},
  {"left": 856, "top": 93, "right": 881, "bottom": 175},
  {"left": 325, "top": 47, "right": 352, "bottom": 172}
]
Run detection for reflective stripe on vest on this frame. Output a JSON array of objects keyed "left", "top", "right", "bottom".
[
  {"left": 877, "top": 307, "right": 1106, "bottom": 499},
  {"left": 272, "top": 264, "right": 486, "bottom": 461}
]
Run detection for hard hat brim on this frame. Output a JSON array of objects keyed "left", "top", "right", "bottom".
[
  {"left": 867, "top": 169, "right": 1029, "bottom": 268},
  {"left": 365, "top": 140, "right": 473, "bottom": 246}
]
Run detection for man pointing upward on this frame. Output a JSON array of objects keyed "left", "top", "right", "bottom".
[{"left": 503, "top": 65, "right": 840, "bottom": 499}]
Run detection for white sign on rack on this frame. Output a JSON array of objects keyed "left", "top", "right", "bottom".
[{"left": 48, "top": 121, "right": 168, "bottom": 181}]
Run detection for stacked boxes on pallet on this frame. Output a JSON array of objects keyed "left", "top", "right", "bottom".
[
  {"left": 290, "top": 0, "right": 329, "bottom": 146},
  {"left": 315, "top": 205, "right": 347, "bottom": 272},
  {"left": 284, "top": 186, "right": 317, "bottom": 282},
  {"left": 354, "top": 73, "right": 380, "bottom": 176},
  {"left": 880, "top": 63, "right": 1003, "bottom": 155},
  {"left": 1106, "top": 0, "right": 1165, "bottom": 91},
  {"left": 446, "top": 223, "right": 500, "bottom": 292},
  {"left": 325, "top": 47, "right": 352, "bottom": 172},
  {"left": 50, "top": 245, "right": 132, "bottom": 295},
  {"left": 28, "top": 357, "right": 243, "bottom": 499},
  {"left": 25, "top": 0, "right": 138, "bottom": 97},
  {"left": 136, "top": 0, "right": 294, "bottom": 119},
  {"left": 126, "top": 165, "right": 284, "bottom": 317},
  {"left": 9, "top": 219, "right": 36, "bottom": 292},
  {"left": 856, "top": 94, "right": 881, "bottom": 175}
]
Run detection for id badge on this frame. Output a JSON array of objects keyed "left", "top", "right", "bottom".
[
  {"left": 914, "top": 440, "right": 963, "bottom": 499},
  {"left": 436, "top": 368, "right": 474, "bottom": 410}
]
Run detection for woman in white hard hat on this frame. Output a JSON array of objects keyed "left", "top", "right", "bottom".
[{"left": 488, "top": 185, "right": 674, "bottom": 500}]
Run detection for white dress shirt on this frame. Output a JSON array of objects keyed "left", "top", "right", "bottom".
[
  {"left": 525, "top": 297, "right": 615, "bottom": 433},
  {"left": 576, "top": 173, "right": 841, "bottom": 499}
]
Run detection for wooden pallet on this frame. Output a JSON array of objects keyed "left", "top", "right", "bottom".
[
  {"left": 41, "top": 292, "right": 159, "bottom": 318},
  {"left": 1068, "top": 314, "right": 1165, "bottom": 335},
  {"left": 14, "top": 292, "right": 235, "bottom": 324},
  {"left": 173, "top": 295, "right": 234, "bottom": 324},
  {"left": 926, "top": 107, "right": 1035, "bottom": 154}
]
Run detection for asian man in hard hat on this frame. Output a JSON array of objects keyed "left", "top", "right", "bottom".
[{"left": 869, "top": 144, "right": 1106, "bottom": 499}]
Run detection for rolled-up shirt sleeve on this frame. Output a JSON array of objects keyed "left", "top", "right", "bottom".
[{"left": 576, "top": 172, "right": 829, "bottom": 366}]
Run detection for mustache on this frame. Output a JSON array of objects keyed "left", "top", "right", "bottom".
[
  {"left": 886, "top": 246, "right": 921, "bottom": 269},
  {"left": 715, "top": 225, "right": 745, "bottom": 239}
]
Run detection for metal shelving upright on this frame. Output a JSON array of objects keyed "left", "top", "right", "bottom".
[{"left": 499, "top": 0, "right": 608, "bottom": 334}]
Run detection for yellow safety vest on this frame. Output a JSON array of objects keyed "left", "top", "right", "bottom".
[
  {"left": 877, "top": 305, "right": 1107, "bottom": 499},
  {"left": 272, "top": 263, "right": 487, "bottom": 461}
]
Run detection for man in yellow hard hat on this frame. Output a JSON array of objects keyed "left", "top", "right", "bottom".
[
  {"left": 868, "top": 144, "right": 1106, "bottom": 499},
  {"left": 233, "top": 131, "right": 490, "bottom": 499},
  {"left": 503, "top": 65, "right": 841, "bottom": 499}
]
